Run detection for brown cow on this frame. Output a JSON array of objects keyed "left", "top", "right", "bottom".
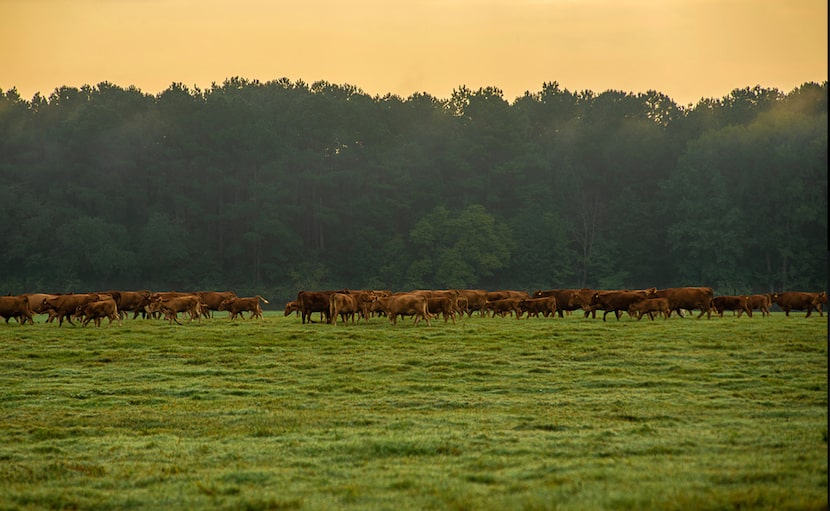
[
  {"left": 297, "top": 290, "right": 337, "bottom": 324},
  {"left": 533, "top": 289, "right": 581, "bottom": 318},
  {"left": 628, "top": 298, "right": 671, "bottom": 320},
  {"left": 458, "top": 289, "right": 488, "bottom": 317},
  {"left": 329, "top": 293, "right": 359, "bottom": 325},
  {"left": 427, "top": 296, "right": 457, "bottom": 324},
  {"left": 486, "top": 290, "right": 530, "bottom": 303},
  {"left": 74, "top": 298, "right": 121, "bottom": 327},
  {"left": 770, "top": 291, "right": 823, "bottom": 317},
  {"left": 0, "top": 295, "right": 33, "bottom": 324},
  {"left": 485, "top": 298, "right": 523, "bottom": 318},
  {"left": 813, "top": 291, "right": 827, "bottom": 317},
  {"left": 414, "top": 290, "right": 463, "bottom": 318},
  {"left": 148, "top": 294, "right": 203, "bottom": 324},
  {"left": 591, "top": 290, "right": 655, "bottom": 322},
  {"left": 713, "top": 295, "right": 751, "bottom": 317},
  {"left": 570, "top": 288, "right": 602, "bottom": 318},
  {"left": 219, "top": 296, "right": 268, "bottom": 320},
  {"left": 737, "top": 294, "right": 771, "bottom": 318},
  {"left": 110, "top": 290, "right": 152, "bottom": 319},
  {"left": 20, "top": 293, "right": 60, "bottom": 324},
  {"left": 198, "top": 291, "right": 238, "bottom": 318},
  {"left": 518, "top": 296, "right": 557, "bottom": 318},
  {"left": 376, "top": 293, "right": 430, "bottom": 326},
  {"left": 342, "top": 290, "right": 379, "bottom": 322},
  {"left": 652, "top": 287, "right": 714, "bottom": 319},
  {"left": 41, "top": 293, "right": 101, "bottom": 326},
  {"left": 284, "top": 300, "right": 300, "bottom": 316}
]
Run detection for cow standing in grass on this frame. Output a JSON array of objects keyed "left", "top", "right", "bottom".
[{"left": 219, "top": 296, "right": 269, "bottom": 320}]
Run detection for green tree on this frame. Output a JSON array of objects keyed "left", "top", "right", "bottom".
[
  {"left": 407, "top": 205, "right": 514, "bottom": 289},
  {"left": 662, "top": 105, "right": 827, "bottom": 292}
]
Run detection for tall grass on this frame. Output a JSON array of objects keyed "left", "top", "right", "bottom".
[{"left": 0, "top": 313, "right": 826, "bottom": 510}]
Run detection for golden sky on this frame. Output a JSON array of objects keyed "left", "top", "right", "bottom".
[{"left": 1, "top": 0, "right": 827, "bottom": 106}]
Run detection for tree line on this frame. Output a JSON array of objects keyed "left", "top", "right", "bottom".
[{"left": 0, "top": 78, "right": 826, "bottom": 303}]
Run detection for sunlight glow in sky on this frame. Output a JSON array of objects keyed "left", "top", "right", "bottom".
[{"left": 1, "top": 0, "right": 826, "bottom": 105}]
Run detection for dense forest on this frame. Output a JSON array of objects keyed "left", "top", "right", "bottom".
[{"left": 0, "top": 79, "right": 826, "bottom": 303}]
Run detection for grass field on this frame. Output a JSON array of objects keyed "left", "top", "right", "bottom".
[{"left": 0, "top": 312, "right": 826, "bottom": 510}]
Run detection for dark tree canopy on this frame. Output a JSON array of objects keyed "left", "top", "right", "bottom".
[{"left": 0, "top": 79, "right": 826, "bottom": 302}]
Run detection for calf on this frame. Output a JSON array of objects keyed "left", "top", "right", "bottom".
[
  {"left": 74, "top": 298, "right": 121, "bottom": 327},
  {"left": 148, "top": 294, "right": 203, "bottom": 324},
  {"left": 518, "top": 296, "right": 557, "bottom": 318},
  {"left": 284, "top": 300, "right": 300, "bottom": 317},
  {"left": 713, "top": 296, "right": 751, "bottom": 317},
  {"left": 219, "top": 296, "right": 269, "bottom": 320},
  {"left": 485, "top": 298, "right": 522, "bottom": 318},
  {"left": 628, "top": 298, "right": 670, "bottom": 320}
]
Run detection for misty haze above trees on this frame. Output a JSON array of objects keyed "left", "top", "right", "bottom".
[{"left": 0, "top": 79, "right": 826, "bottom": 301}]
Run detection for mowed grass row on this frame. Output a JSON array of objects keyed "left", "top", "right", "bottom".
[{"left": 0, "top": 313, "right": 826, "bottom": 511}]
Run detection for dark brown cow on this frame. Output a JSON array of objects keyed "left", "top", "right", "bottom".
[
  {"left": 591, "top": 290, "right": 655, "bottom": 321},
  {"left": 532, "top": 289, "right": 581, "bottom": 318},
  {"left": 74, "top": 298, "right": 121, "bottom": 327},
  {"left": 737, "top": 294, "right": 771, "bottom": 318},
  {"left": 713, "top": 295, "right": 751, "bottom": 317},
  {"left": 297, "top": 290, "right": 337, "bottom": 324},
  {"left": 376, "top": 293, "right": 430, "bottom": 326},
  {"left": 628, "top": 298, "right": 671, "bottom": 320},
  {"left": 329, "top": 293, "right": 359, "bottom": 325},
  {"left": 652, "top": 287, "right": 715, "bottom": 319},
  {"left": 41, "top": 293, "right": 101, "bottom": 326},
  {"left": 570, "top": 288, "right": 601, "bottom": 318},
  {"left": 485, "top": 298, "right": 523, "bottom": 318},
  {"left": 0, "top": 295, "right": 33, "bottom": 324},
  {"left": 219, "top": 296, "right": 268, "bottom": 320},
  {"left": 518, "top": 296, "right": 557, "bottom": 318},
  {"left": 770, "top": 291, "right": 823, "bottom": 317}
]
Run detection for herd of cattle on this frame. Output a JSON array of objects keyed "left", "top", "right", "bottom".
[
  {"left": 0, "top": 287, "right": 826, "bottom": 327},
  {"left": 0, "top": 291, "right": 268, "bottom": 326},
  {"left": 285, "top": 287, "right": 828, "bottom": 326}
]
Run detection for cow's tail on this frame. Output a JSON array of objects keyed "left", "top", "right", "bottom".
[
  {"left": 421, "top": 297, "right": 431, "bottom": 326},
  {"left": 329, "top": 294, "right": 338, "bottom": 325}
]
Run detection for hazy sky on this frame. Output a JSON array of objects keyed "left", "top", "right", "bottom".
[{"left": 1, "top": 0, "right": 827, "bottom": 106}]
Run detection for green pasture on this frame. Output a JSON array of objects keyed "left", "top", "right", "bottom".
[{"left": 0, "top": 312, "right": 826, "bottom": 510}]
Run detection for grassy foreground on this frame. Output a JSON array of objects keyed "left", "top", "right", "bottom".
[{"left": 0, "top": 312, "right": 826, "bottom": 511}]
